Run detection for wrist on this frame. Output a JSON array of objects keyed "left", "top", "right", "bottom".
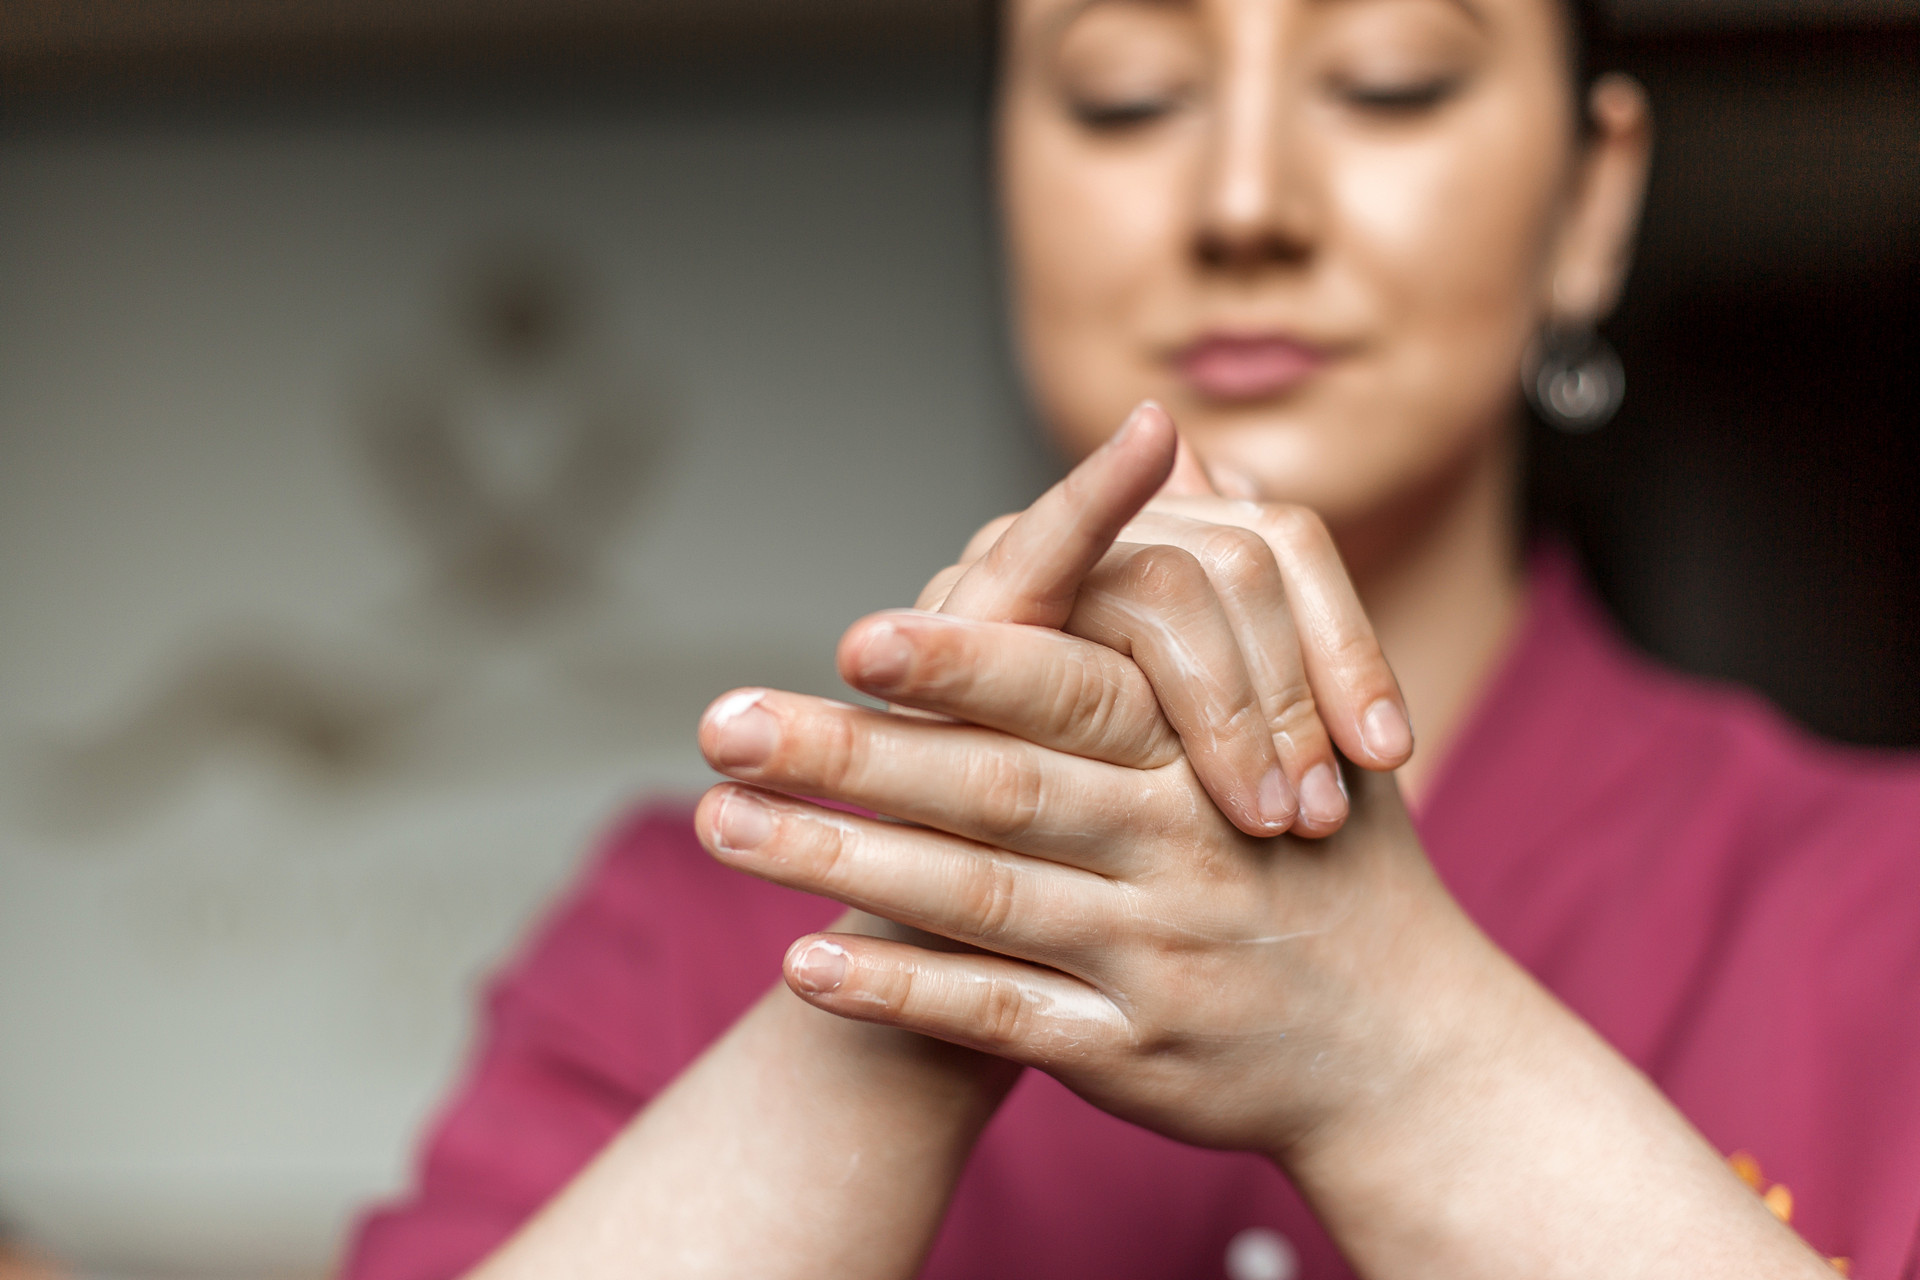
[
  {"left": 1263, "top": 902, "right": 1827, "bottom": 1280},
  {"left": 1265, "top": 891, "right": 1520, "bottom": 1181}
]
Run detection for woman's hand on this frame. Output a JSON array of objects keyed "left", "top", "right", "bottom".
[
  {"left": 912, "top": 401, "right": 1413, "bottom": 838},
  {"left": 696, "top": 404, "right": 1445, "bottom": 1153},
  {"left": 696, "top": 404, "right": 1834, "bottom": 1278}
]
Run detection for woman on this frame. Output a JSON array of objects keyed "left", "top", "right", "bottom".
[{"left": 346, "top": 0, "right": 1920, "bottom": 1275}]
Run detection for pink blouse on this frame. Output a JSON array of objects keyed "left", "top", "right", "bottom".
[{"left": 345, "top": 551, "right": 1920, "bottom": 1278}]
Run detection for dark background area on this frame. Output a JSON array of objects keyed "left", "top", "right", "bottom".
[
  {"left": 1544, "top": 26, "right": 1920, "bottom": 746},
  {"left": 6, "top": 2, "right": 1918, "bottom": 747}
]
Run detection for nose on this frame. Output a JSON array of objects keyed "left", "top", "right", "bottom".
[{"left": 1194, "top": 4, "right": 1316, "bottom": 270}]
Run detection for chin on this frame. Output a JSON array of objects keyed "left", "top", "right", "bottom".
[
  {"left": 1206, "top": 410, "right": 1500, "bottom": 542},
  {"left": 1186, "top": 412, "right": 1357, "bottom": 504}
]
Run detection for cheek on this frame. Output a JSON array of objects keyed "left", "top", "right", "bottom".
[
  {"left": 1006, "top": 122, "right": 1194, "bottom": 452},
  {"left": 1329, "top": 113, "right": 1564, "bottom": 389}
]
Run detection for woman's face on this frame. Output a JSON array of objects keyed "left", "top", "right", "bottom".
[{"left": 999, "top": 0, "right": 1647, "bottom": 546}]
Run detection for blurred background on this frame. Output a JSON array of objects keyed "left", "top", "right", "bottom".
[{"left": 0, "top": 1, "right": 1914, "bottom": 1276}]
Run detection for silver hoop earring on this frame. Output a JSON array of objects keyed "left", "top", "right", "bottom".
[{"left": 1524, "top": 324, "right": 1625, "bottom": 433}]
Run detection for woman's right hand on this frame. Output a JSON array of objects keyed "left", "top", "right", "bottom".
[{"left": 899, "top": 401, "right": 1412, "bottom": 839}]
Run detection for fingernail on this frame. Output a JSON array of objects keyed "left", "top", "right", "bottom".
[
  {"left": 705, "top": 689, "right": 777, "bottom": 769},
  {"left": 789, "top": 940, "right": 848, "bottom": 994},
  {"left": 1256, "top": 766, "right": 1296, "bottom": 829},
  {"left": 1301, "top": 763, "right": 1349, "bottom": 827},
  {"left": 714, "top": 790, "right": 773, "bottom": 853},
  {"left": 1361, "top": 698, "right": 1413, "bottom": 761},
  {"left": 855, "top": 623, "right": 913, "bottom": 691}
]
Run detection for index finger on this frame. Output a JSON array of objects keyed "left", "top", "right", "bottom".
[{"left": 937, "top": 402, "right": 1177, "bottom": 628}]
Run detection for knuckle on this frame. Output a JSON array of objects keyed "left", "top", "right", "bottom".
[
  {"left": 1328, "top": 627, "right": 1386, "bottom": 673},
  {"left": 801, "top": 813, "right": 856, "bottom": 886},
  {"left": 976, "top": 978, "right": 1032, "bottom": 1046},
  {"left": 959, "top": 854, "right": 1021, "bottom": 941},
  {"left": 1219, "top": 697, "right": 1273, "bottom": 744},
  {"left": 1118, "top": 543, "right": 1205, "bottom": 602},
  {"left": 1270, "top": 687, "right": 1326, "bottom": 744},
  {"left": 880, "top": 962, "right": 918, "bottom": 1021},
  {"left": 811, "top": 708, "right": 867, "bottom": 793},
  {"left": 1198, "top": 525, "right": 1275, "bottom": 589},
  {"left": 1054, "top": 647, "right": 1171, "bottom": 765},
  {"left": 966, "top": 745, "right": 1046, "bottom": 844},
  {"left": 960, "top": 514, "right": 1018, "bottom": 563},
  {"left": 1049, "top": 645, "right": 1123, "bottom": 743}
]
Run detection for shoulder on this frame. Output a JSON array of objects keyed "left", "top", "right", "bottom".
[
  {"left": 1610, "top": 652, "right": 1920, "bottom": 898},
  {"left": 1429, "top": 547, "right": 1920, "bottom": 994},
  {"left": 1437, "top": 546, "right": 1920, "bottom": 886},
  {"left": 1585, "top": 621, "right": 1920, "bottom": 950}
]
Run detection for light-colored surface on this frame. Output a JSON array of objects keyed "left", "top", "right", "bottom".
[{"left": 0, "top": 97, "right": 1044, "bottom": 1276}]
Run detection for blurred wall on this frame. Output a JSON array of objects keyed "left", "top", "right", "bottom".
[{"left": 0, "top": 67, "right": 1045, "bottom": 1277}]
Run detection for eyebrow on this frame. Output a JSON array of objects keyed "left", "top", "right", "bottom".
[
  {"left": 1040, "top": 0, "right": 1189, "bottom": 47},
  {"left": 1044, "top": 0, "right": 1491, "bottom": 40},
  {"left": 1307, "top": 0, "right": 1489, "bottom": 29}
]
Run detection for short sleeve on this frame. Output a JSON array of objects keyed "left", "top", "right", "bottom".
[{"left": 340, "top": 802, "right": 836, "bottom": 1280}]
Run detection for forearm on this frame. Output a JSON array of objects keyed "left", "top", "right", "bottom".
[
  {"left": 1282, "top": 911, "right": 1831, "bottom": 1280},
  {"left": 470, "top": 913, "right": 1016, "bottom": 1280}
]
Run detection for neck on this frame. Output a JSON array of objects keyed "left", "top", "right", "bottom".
[{"left": 1342, "top": 431, "right": 1527, "bottom": 806}]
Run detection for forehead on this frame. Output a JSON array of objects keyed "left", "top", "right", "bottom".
[{"left": 1006, "top": 0, "right": 1561, "bottom": 42}]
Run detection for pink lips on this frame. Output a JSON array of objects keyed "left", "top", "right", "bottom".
[{"left": 1176, "top": 334, "right": 1330, "bottom": 402}]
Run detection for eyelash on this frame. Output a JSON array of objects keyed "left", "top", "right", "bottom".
[
  {"left": 1336, "top": 78, "right": 1463, "bottom": 114},
  {"left": 1069, "top": 95, "right": 1186, "bottom": 132},
  {"left": 1066, "top": 75, "right": 1462, "bottom": 132}
]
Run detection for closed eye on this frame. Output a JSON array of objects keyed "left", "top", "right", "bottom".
[
  {"left": 1071, "top": 94, "right": 1190, "bottom": 131},
  {"left": 1335, "top": 77, "right": 1462, "bottom": 114}
]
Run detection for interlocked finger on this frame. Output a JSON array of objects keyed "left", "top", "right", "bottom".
[
  {"left": 1062, "top": 542, "right": 1296, "bottom": 834},
  {"left": 698, "top": 785, "right": 1121, "bottom": 968},
  {"left": 1111, "top": 511, "right": 1349, "bottom": 834},
  {"left": 781, "top": 931, "right": 1130, "bottom": 1072},
  {"left": 838, "top": 610, "right": 1182, "bottom": 771},
  {"left": 699, "top": 687, "right": 1169, "bottom": 870},
  {"left": 1149, "top": 496, "right": 1412, "bottom": 772}
]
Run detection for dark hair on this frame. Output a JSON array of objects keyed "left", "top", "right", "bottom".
[{"left": 1567, "top": 0, "right": 1615, "bottom": 112}]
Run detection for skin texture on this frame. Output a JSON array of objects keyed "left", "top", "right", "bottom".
[{"left": 462, "top": 0, "right": 1834, "bottom": 1276}]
